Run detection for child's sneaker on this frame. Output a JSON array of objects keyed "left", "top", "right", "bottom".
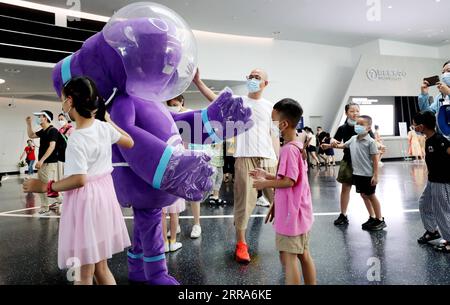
[
  {"left": 190, "top": 224, "right": 202, "bottom": 239},
  {"left": 362, "top": 217, "right": 377, "bottom": 230},
  {"left": 235, "top": 242, "right": 251, "bottom": 263},
  {"left": 366, "top": 218, "right": 387, "bottom": 231},
  {"left": 169, "top": 241, "right": 182, "bottom": 252},
  {"left": 38, "top": 208, "right": 50, "bottom": 216},
  {"left": 434, "top": 241, "right": 450, "bottom": 253},
  {"left": 417, "top": 231, "right": 441, "bottom": 244},
  {"left": 334, "top": 213, "right": 349, "bottom": 225},
  {"left": 164, "top": 241, "right": 170, "bottom": 253}
]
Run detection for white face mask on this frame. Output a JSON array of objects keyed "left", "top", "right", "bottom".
[
  {"left": 59, "top": 120, "right": 66, "bottom": 127},
  {"left": 271, "top": 122, "right": 281, "bottom": 138},
  {"left": 168, "top": 105, "right": 181, "bottom": 113}
]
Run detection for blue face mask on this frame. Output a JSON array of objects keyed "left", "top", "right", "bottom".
[
  {"left": 34, "top": 116, "right": 42, "bottom": 126},
  {"left": 441, "top": 72, "right": 450, "bottom": 87},
  {"left": 354, "top": 124, "right": 367, "bottom": 135},
  {"left": 246, "top": 79, "right": 261, "bottom": 93}
]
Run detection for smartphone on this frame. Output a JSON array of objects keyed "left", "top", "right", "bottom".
[{"left": 424, "top": 75, "right": 440, "bottom": 86}]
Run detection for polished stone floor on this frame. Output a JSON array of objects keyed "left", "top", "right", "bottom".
[{"left": 0, "top": 161, "right": 449, "bottom": 285}]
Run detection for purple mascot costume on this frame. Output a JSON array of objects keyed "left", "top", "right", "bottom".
[{"left": 51, "top": 3, "right": 253, "bottom": 285}]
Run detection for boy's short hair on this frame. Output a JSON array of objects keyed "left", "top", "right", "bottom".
[
  {"left": 273, "top": 98, "right": 303, "bottom": 127},
  {"left": 359, "top": 115, "right": 372, "bottom": 127},
  {"left": 413, "top": 111, "right": 436, "bottom": 130},
  {"left": 443, "top": 60, "right": 450, "bottom": 68}
]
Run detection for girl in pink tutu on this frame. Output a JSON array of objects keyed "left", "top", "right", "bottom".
[{"left": 23, "top": 76, "right": 134, "bottom": 285}]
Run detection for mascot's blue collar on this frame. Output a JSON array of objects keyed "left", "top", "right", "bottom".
[{"left": 61, "top": 54, "right": 118, "bottom": 106}]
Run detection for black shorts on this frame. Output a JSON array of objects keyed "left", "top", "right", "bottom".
[
  {"left": 352, "top": 175, "right": 376, "bottom": 196},
  {"left": 307, "top": 145, "right": 317, "bottom": 153}
]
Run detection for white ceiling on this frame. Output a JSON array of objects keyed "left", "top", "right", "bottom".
[{"left": 36, "top": 0, "right": 450, "bottom": 47}]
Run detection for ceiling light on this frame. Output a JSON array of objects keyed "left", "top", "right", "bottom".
[
  {"left": 0, "top": 79, "right": 5, "bottom": 84},
  {"left": 388, "top": 5, "right": 393, "bottom": 9},
  {"left": 4, "top": 68, "right": 21, "bottom": 73}
]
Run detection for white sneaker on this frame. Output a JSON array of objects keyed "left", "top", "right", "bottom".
[
  {"left": 169, "top": 241, "right": 182, "bottom": 252},
  {"left": 256, "top": 196, "right": 270, "bottom": 207},
  {"left": 38, "top": 208, "right": 51, "bottom": 216},
  {"left": 190, "top": 224, "right": 202, "bottom": 239},
  {"left": 164, "top": 241, "right": 170, "bottom": 253},
  {"left": 167, "top": 224, "right": 181, "bottom": 238}
]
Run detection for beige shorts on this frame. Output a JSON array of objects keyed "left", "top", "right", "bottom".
[
  {"left": 233, "top": 157, "right": 276, "bottom": 230},
  {"left": 276, "top": 232, "right": 310, "bottom": 254}
]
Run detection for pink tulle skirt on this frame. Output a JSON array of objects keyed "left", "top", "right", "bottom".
[
  {"left": 162, "top": 198, "right": 186, "bottom": 214},
  {"left": 58, "top": 172, "right": 131, "bottom": 269}
]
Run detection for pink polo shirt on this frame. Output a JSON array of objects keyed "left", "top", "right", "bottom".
[{"left": 274, "top": 141, "right": 314, "bottom": 236}]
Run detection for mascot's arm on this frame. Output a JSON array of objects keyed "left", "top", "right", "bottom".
[
  {"left": 111, "top": 96, "right": 214, "bottom": 201},
  {"left": 171, "top": 88, "right": 253, "bottom": 144}
]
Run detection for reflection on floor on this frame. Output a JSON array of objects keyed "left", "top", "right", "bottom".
[{"left": 0, "top": 161, "right": 449, "bottom": 285}]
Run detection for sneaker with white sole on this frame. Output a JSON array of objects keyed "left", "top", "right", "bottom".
[
  {"left": 190, "top": 224, "right": 202, "bottom": 239},
  {"left": 256, "top": 196, "right": 270, "bottom": 207},
  {"left": 167, "top": 224, "right": 181, "bottom": 238},
  {"left": 164, "top": 241, "right": 170, "bottom": 253},
  {"left": 38, "top": 208, "right": 51, "bottom": 216},
  {"left": 169, "top": 241, "right": 182, "bottom": 252}
]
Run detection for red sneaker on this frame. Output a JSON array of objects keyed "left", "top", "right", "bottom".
[{"left": 235, "top": 242, "right": 251, "bottom": 263}]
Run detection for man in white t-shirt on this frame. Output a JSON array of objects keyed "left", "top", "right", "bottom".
[{"left": 194, "top": 68, "right": 278, "bottom": 263}]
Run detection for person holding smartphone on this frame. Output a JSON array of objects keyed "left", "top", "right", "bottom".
[{"left": 419, "top": 60, "right": 450, "bottom": 137}]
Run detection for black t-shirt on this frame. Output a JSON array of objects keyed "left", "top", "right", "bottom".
[
  {"left": 334, "top": 124, "right": 375, "bottom": 163},
  {"left": 317, "top": 131, "right": 327, "bottom": 145},
  {"left": 425, "top": 133, "right": 450, "bottom": 183},
  {"left": 36, "top": 126, "right": 59, "bottom": 163}
]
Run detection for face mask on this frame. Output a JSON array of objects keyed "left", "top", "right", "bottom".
[
  {"left": 247, "top": 79, "right": 261, "bottom": 94},
  {"left": 271, "top": 122, "right": 281, "bottom": 138},
  {"left": 347, "top": 119, "right": 357, "bottom": 126},
  {"left": 354, "top": 124, "right": 367, "bottom": 135},
  {"left": 34, "top": 116, "right": 42, "bottom": 126},
  {"left": 441, "top": 72, "right": 450, "bottom": 87},
  {"left": 168, "top": 106, "right": 181, "bottom": 113},
  {"left": 62, "top": 99, "right": 74, "bottom": 121},
  {"left": 59, "top": 120, "right": 66, "bottom": 127}
]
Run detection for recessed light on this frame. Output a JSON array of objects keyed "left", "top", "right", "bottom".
[
  {"left": 388, "top": 5, "right": 393, "bottom": 9},
  {"left": 0, "top": 79, "right": 5, "bottom": 84},
  {"left": 4, "top": 68, "right": 21, "bottom": 73}
]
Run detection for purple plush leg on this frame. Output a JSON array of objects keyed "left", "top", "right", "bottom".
[
  {"left": 134, "top": 208, "right": 179, "bottom": 285},
  {"left": 127, "top": 223, "right": 146, "bottom": 282}
]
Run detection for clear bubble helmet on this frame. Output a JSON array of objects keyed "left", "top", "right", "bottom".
[{"left": 103, "top": 2, "right": 197, "bottom": 102}]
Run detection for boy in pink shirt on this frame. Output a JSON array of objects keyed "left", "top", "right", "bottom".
[{"left": 251, "top": 98, "right": 316, "bottom": 285}]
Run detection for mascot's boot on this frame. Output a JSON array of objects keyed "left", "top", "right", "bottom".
[
  {"left": 134, "top": 207, "right": 179, "bottom": 285},
  {"left": 144, "top": 258, "right": 179, "bottom": 285}
]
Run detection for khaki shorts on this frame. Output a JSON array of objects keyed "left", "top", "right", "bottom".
[
  {"left": 337, "top": 159, "right": 353, "bottom": 185},
  {"left": 233, "top": 157, "right": 276, "bottom": 230},
  {"left": 276, "top": 232, "right": 310, "bottom": 254}
]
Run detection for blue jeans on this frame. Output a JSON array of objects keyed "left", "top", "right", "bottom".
[{"left": 27, "top": 159, "right": 35, "bottom": 175}]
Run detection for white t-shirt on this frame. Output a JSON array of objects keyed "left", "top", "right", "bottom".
[
  {"left": 306, "top": 132, "right": 316, "bottom": 147},
  {"left": 234, "top": 96, "right": 276, "bottom": 160},
  {"left": 64, "top": 119, "right": 121, "bottom": 176}
]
